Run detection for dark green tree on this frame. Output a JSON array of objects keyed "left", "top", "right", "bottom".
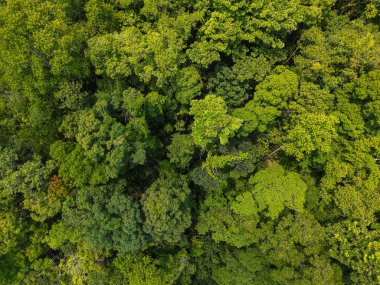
[{"left": 141, "top": 174, "right": 192, "bottom": 244}]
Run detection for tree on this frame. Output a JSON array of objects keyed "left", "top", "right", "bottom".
[
  {"left": 141, "top": 174, "right": 191, "bottom": 244},
  {"left": 0, "top": 0, "right": 90, "bottom": 157},
  {"left": 284, "top": 113, "right": 339, "bottom": 160},
  {"left": 114, "top": 249, "right": 194, "bottom": 285},
  {"left": 0, "top": 209, "right": 23, "bottom": 256},
  {"left": 186, "top": 0, "right": 335, "bottom": 67},
  {"left": 197, "top": 191, "right": 263, "bottom": 248},
  {"left": 207, "top": 64, "right": 249, "bottom": 107},
  {"left": 204, "top": 151, "right": 249, "bottom": 180},
  {"left": 51, "top": 241, "right": 112, "bottom": 285},
  {"left": 84, "top": 0, "right": 134, "bottom": 35},
  {"left": 210, "top": 247, "right": 268, "bottom": 285},
  {"left": 48, "top": 181, "right": 146, "bottom": 254},
  {"left": 87, "top": 12, "right": 202, "bottom": 87},
  {"left": 197, "top": 163, "right": 307, "bottom": 247},
  {"left": 247, "top": 163, "right": 307, "bottom": 219},
  {"left": 54, "top": 81, "right": 89, "bottom": 111},
  {"left": 189, "top": 95, "right": 242, "bottom": 148},
  {"left": 233, "top": 102, "right": 276, "bottom": 135},
  {"left": 51, "top": 99, "right": 157, "bottom": 186},
  {"left": 1, "top": 0, "right": 380, "bottom": 283},
  {"left": 254, "top": 66, "right": 298, "bottom": 109},
  {"left": 258, "top": 212, "right": 342, "bottom": 285},
  {"left": 0, "top": 0, "right": 89, "bottom": 92},
  {"left": 289, "top": 81, "right": 334, "bottom": 114},
  {"left": 354, "top": 70, "right": 380, "bottom": 132},
  {"left": 0, "top": 151, "right": 61, "bottom": 222},
  {"left": 319, "top": 137, "right": 380, "bottom": 222},
  {"left": 294, "top": 16, "right": 379, "bottom": 90},
  {"left": 172, "top": 66, "right": 203, "bottom": 105},
  {"left": 197, "top": 212, "right": 342, "bottom": 285},
  {"left": 114, "top": 254, "right": 167, "bottom": 285},
  {"left": 327, "top": 220, "right": 380, "bottom": 285},
  {"left": 233, "top": 66, "right": 298, "bottom": 135},
  {"left": 167, "top": 134, "right": 195, "bottom": 170}
]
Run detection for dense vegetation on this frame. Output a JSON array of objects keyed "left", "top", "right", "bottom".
[{"left": 0, "top": 0, "right": 379, "bottom": 284}]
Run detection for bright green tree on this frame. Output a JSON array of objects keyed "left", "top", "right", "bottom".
[
  {"left": 247, "top": 164, "right": 307, "bottom": 219},
  {"left": 285, "top": 113, "right": 339, "bottom": 160},
  {"left": 189, "top": 95, "right": 242, "bottom": 148},
  {"left": 328, "top": 221, "right": 380, "bottom": 285}
]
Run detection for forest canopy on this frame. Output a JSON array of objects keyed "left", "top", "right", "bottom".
[{"left": 0, "top": 0, "right": 380, "bottom": 284}]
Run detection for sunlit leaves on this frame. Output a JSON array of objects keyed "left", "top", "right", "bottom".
[
  {"left": 285, "top": 113, "right": 339, "bottom": 160},
  {"left": 248, "top": 164, "right": 306, "bottom": 219},
  {"left": 190, "top": 95, "right": 242, "bottom": 148}
]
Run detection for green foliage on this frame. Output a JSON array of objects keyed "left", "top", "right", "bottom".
[
  {"left": 285, "top": 113, "right": 339, "bottom": 160},
  {"left": 294, "top": 16, "right": 380, "bottom": 89},
  {"left": 54, "top": 81, "right": 89, "bottom": 110},
  {"left": 190, "top": 95, "right": 242, "bottom": 148},
  {"left": 51, "top": 100, "right": 158, "bottom": 185},
  {"left": 114, "top": 249, "right": 194, "bottom": 285},
  {"left": 0, "top": 0, "right": 89, "bottom": 94},
  {"left": 290, "top": 81, "right": 334, "bottom": 114},
  {"left": 247, "top": 164, "right": 307, "bottom": 219},
  {"left": 205, "top": 151, "right": 249, "bottom": 180},
  {"left": 210, "top": 247, "right": 268, "bottom": 285},
  {"left": 49, "top": 181, "right": 146, "bottom": 253},
  {"left": 1, "top": 0, "right": 379, "bottom": 283},
  {"left": 319, "top": 136, "right": 380, "bottom": 222},
  {"left": 206, "top": 213, "right": 343, "bottom": 285},
  {"left": 207, "top": 65, "right": 249, "bottom": 107},
  {"left": 232, "top": 66, "right": 298, "bottom": 135},
  {"left": 233, "top": 101, "right": 278, "bottom": 135},
  {"left": 254, "top": 66, "right": 298, "bottom": 109},
  {"left": 0, "top": 209, "right": 23, "bottom": 255},
  {"left": 114, "top": 254, "right": 167, "bottom": 285},
  {"left": 88, "top": 12, "right": 202, "bottom": 86},
  {"left": 328, "top": 221, "right": 380, "bottom": 284},
  {"left": 51, "top": 241, "right": 112, "bottom": 285},
  {"left": 259, "top": 212, "right": 341, "bottom": 284},
  {"left": 0, "top": 153, "right": 60, "bottom": 222},
  {"left": 50, "top": 141, "right": 101, "bottom": 186},
  {"left": 0, "top": 155, "right": 51, "bottom": 196},
  {"left": 187, "top": 0, "right": 335, "bottom": 66},
  {"left": 172, "top": 66, "right": 203, "bottom": 105},
  {"left": 167, "top": 134, "right": 195, "bottom": 169},
  {"left": 197, "top": 192, "right": 263, "bottom": 247},
  {"left": 354, "top": 70, "right": 380, "bottom": 131},
  {"left": 84, "top": 0, "right": 135, "bottom": 35},
  {"left": 141, "top": 174, "right": 192, "bottom": 244}
]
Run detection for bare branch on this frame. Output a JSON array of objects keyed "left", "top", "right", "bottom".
[{"left": 266, "top": 144, "right": 285, "bottom": 159}]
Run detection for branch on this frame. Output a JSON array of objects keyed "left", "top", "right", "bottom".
[
  {"left": 26, "top": 46, "right": 51, "bottom": 68},
  {"left": 284, "top": 47, "right": 299, "bottom": 65},
  {"left": 266, "top": 144, "right": 284, "bottom": 159}
]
